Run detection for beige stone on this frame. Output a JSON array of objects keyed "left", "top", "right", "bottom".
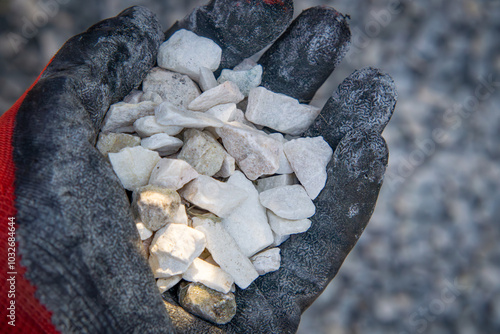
[
  {"left": 177, "top": 129, "right": 226, "bottom": 176},
  {"left": 178, "top": 282, "right": 236, "bottom": 325},
  {"left": 216, "top": 122, "right": 281, "bottom": 180},
  {"left": 132, "top": 185, "right": 181, "bottom": 231}
]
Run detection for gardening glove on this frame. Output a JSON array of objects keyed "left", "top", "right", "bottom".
[{"left": 0, "top": 1, "right": 397, "bottom": 333}]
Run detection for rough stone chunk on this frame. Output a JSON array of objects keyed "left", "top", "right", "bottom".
[
  {"left": 259, "top": 185, "right": 316, "bottom": 220},
  {"left": 123, "top": 89, "right": 143, "bottom": 104},
  {"left": 245, "top": 87, "right": 321, "bottom": 135},
  {"left": 193, "top": 217, "right": 259, "bottom": 289},
  {"left": 182, "top": 258, "right": 234, "bottom": 294},
  {"left": 198, "top": 67, "right": 218, "bottom": 92},
  {"left": 149, "top": 224, "right": 206, "bottom": 277},
  {"left": 135, "top": 222, "right": 153, "bottom": 240},
  {"left": 180, "top": 176, "right": 248, "bottom": 218},
  {"left": 141, "top": 133, "right": 183, "bottom": 156},
  {"left": 101, "top": 101, "right": 157, "bottom": 133},
  {"left": 256, "top": 174, "right": 298, "bottom": 193},
  {"left": 217, "top": 65, "right": 263, "bottom": 96},
  {"left": 268, "top": 133, "right": 294, "bottom": 174},
  {"left": 205, "top": 103, "right": 237, "bottom": 122},
  {"left": 157, "top": 275, "right": 182, "bottom": 294},
  {"left": 149, "top": 158, "right": 199, "bottom": 190},
  {"left": 222, "top": 171, "right": 274, "bottom": 257},
  {"left": 158, "top": 29, "right": 222, "bottom": 81},
  {"left": 267, "top": 211, "right": 312, "bottom": 235},
  {"left": 214, "top": 153, "right": 236, "bottom": 178},
  {"left": 109, "top": 146, "right": 161, "bottom": 191},
  {"left": 216, "top": 122, "right": 280, "bottom": 180},
  {"left": 155, "top": 101, "right": 223, "bottom": 128},
  {"left": 188, "top": 81, "right": 244, "bottom": 111},
  {"left": 171, "top": 204, "right": 189, "bottom": 225},
  {"left": 250, "top": 248, "right": 281, "bottom": 275},
  {"left": 178, "top": 282, "right": 236, "bottom": 325},
  {"left": 132, "top": 185, "right": 181, "bottom": 231},
  {"left": 142, "top": 67, "right": 200, "bottom": 108},
  {"left": 96, "top": 133, "right": 141, "bottom": 159},
  {"left": 284, "top": 136, "right": 333, "bottom": 199},
  {"left": 140, "top": 91, "right": 163, "bottom": 104},
  {"left": 133, "top": 116, "right": 183, "bottom": 138},
  {"left": 177, "top": 129, "right": 226, "bottom": 176}
]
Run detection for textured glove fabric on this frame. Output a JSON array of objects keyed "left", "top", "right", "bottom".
[
  {"left": 0, "top": 60, "right": 60, "bottom": 334},
  {"left": 4, "top": 6, "right": 175, "bottom": 334}
]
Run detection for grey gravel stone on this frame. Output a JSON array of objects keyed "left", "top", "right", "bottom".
[
  {"left": 131, "top": 185, "right": 181, "bottom": 231},
  {"left": 259, "top": 185, "right": 316, "bottom": 220},
  {"left": 178, "top": 282, "right": 236, "bottom": 325},
  {"left": 96, "top": 132, "right": 141, "bottom": 159},
  {"left": 142, "top": 67, "right": 201, "bottom": 108},
  {"left": 158, "top": 29, "right": 221, "bottom": 81},
  {"left": 177, "top": 129, "right": 226, "bottom": 176}
]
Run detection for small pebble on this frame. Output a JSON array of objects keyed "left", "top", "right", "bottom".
[
  {"left": 259, "top": 185, "right": 316, "bottom": 220},
  {"left": 216, "top": 122, "right": 281, "bottom": 180},
  {"left": 141, "top": 133, "right": 183, "bottom": 156},
  {"left": 109, "top": 146, "right": 160, "bottom": 191},
  {"left": 149, "top": 224, "right": 206, "bottom": 277},
  {"left": 178, "top": 282, "right": 236, "bottom": 325},
  {"left": 217, "top": 65, "right": 262, "bottom": 96},
  {"left": 193, "top": 217, "right": 259, "bottom": 289},
  {"left": 177, "top": 129, "right": 226, "bottom": 176},
  {"left": 149, "top": 158, "right": 199, "bottom": 190},
  {"left": 222, "top": 171, "right": 274, "bottom": 257},
  {"left": 155, "top": 101, "right": 223, "bottom": 128},
  {"left": 182, "top": 258, "right": 234, "bottom": 294},
  {"left": 188, "top": 81, "right": 244, "bottom": 111},
  {"left": 133, "top": 116, "right": 183, "bottom": 138},
  {"left": 158, "top": 29, "right": 222, "bottom": 81},
  {"left": 135, "top": 222, "right": 153, "bottom": 240},
  {"left": 101, "top": 101, "right": 157, "bottom": 133},
  {"left": 245, "top": 87, "right": 321, "bottom": 135},
  {"left": 267, "top": 211, "right": 312, "bottom": 235},
  {"left": 96, "top": 133, "right": 141, "bottom": 159},
  {"left": 284, "top": 136, "right": 333, "bottom": 199},
  {"left": 131, "top": 185, "right": 181, "bottom": 231},
  {"left": 250, "top": 248, "right": 281, "bottom": 275},
  {"left": 142, "top": 67, "right": 200, "bottom": 108},
  {"left": 180, "top": 175, "right": 248, "bottom": 218},
  {"left": 198, "top": 67, "right": 218, "bottom": 91}
]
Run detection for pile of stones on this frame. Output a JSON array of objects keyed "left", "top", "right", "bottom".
[{"left": 97, "top": 29, "right": 333, "bottom": 324}]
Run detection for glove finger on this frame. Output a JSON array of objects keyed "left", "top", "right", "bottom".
[
  {"left": 305, "top": 66, "right": 398, "bottom": 149},
  {"left": 13, "top": 6, "right": 173, "bottom": 333},
  {"left": 258, "top": 6, "right": 351, "bottom": 103},
  {"left": 165, "top": 0, "right": 294, "bottom": 74}
]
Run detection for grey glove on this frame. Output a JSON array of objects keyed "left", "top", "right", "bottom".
[{"left": 12, "top": 2, "right": 396, "bottom": 333}]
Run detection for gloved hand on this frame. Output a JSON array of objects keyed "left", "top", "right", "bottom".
[{"left": 0, "top": 1, "right": 397, "bottom": 333}]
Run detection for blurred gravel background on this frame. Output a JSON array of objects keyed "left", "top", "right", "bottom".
[{"left": 1, "top": 0, "right": 499, "bottom": 333}]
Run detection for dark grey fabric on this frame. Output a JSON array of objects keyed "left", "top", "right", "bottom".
[
  {"left": 305, "top": 67, "right": 398, "bottom": 149},
  {"left": 12, "top": 3, "right": 396, "bottom": 334},
  {"left": 13, "top": 6, "right": 174, "bottom": 334},
  {"left": 258, "top": 6, "right": 351, "bottom": 103}
]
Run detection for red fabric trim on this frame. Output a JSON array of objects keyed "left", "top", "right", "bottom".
[{"left": 0, "top": 59, "right": 59, "bottom": 333}]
